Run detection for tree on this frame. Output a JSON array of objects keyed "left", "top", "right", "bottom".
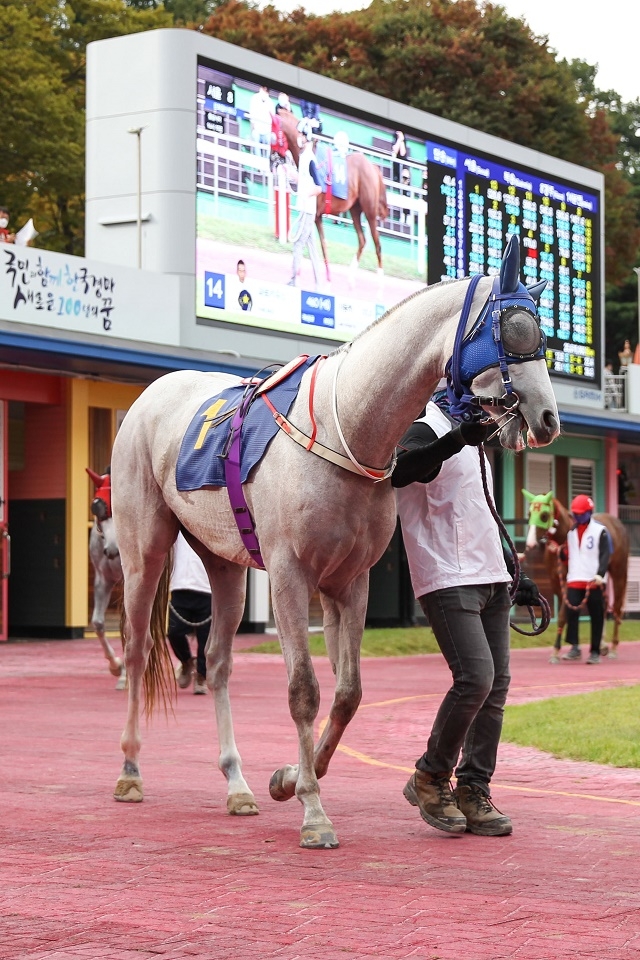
[{"left": 0, "top": 0, "right": 170, "bottom": 254}]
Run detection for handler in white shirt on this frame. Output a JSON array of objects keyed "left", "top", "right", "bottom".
[
  {"left": 287, "top": 119, "right": 322, "bottom": 289},
  {"left": 560, "top": 494, "right": 611, "bottom": 665},
  {"left": 393, "top": 392, "right": 539, "bottom": 838}
]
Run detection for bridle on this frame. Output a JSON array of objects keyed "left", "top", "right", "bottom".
[{"left": 446, "top": 272, "right": 546, "bottom": 433}]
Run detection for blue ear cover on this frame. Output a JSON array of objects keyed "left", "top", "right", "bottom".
[
  {"left": 526, "top": 280, "right": 547, "bottom": 304},
  {"left": 499, "top": 234, "right": 520, "bottom": 294}
]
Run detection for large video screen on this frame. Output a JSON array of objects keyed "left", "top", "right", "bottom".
[{"left": 196, "top": 56, "right": 601, "bottom": 385}]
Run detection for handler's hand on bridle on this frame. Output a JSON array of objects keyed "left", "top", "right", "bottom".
[{"left": 459, "top": 421, "right": 490, "bottom": 446}]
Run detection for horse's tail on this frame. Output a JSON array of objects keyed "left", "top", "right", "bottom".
[
  {"left": 119, "top": 551, "right": 175, "bottom": 719},
  {"left": 377, "top": 167, "right": 390, "bottom": 220}
]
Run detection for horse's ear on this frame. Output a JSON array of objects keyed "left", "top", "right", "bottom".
[
  {"left": 86, "top": 467, "right": 102, "bottom": 487},
  {"left": 500, "top": 234, "right": 520, "bottom": 294},
  {"left": 522, "top": 488, "right": 535, "bottom": 503},
  {"left": 544, "top": 491, "right": 554, "bottom": 504},
  {"left": 526, "top": 280, "right": 547, "bottom": 303}
]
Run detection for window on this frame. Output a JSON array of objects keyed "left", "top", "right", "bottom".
[
  {"left": 525, "top": 453, "right": 554, "bottom": 496},
  {"left": 569, "top": 459, "right": 595, "bottom": 501}
]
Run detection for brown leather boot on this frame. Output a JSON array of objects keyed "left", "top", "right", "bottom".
[
  {"left": 454, "top": 783, "right": 513, "bottom": 836},
  {"left": 403, "top": 769, "right": 467, "bottom": 834}
]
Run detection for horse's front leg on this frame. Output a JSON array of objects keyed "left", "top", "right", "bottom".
[
  {"left": 207, "top": 561, "right": 258, "bottom": 816},
  {"left": 92, "top": 572, "right": 126, "bottom": 688},
  {"left": 312, "top": 574, "right": 366, "bottom": 781},
  {"left": 269, "top": 566, "right": 338, "bottom": 848}
]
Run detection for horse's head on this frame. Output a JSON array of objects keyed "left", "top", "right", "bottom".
[
  {"left": 522, "top": 489, "right": 556, "bottom": 551},
  {"left": 446, "top": 235, "right": 559, "bottom": 451},
  {"left": 87, "top": 467, "right": 119, "bottom": 560}
]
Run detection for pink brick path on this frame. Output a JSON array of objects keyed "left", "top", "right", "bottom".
[{"left": 2, "top": 635, "right": 640, "bottom": 960}]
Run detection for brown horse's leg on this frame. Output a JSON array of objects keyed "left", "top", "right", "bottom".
[
  {"left": 315, "top": 204, "right": 331, "bottom": 281},
  {"left": 364, "top": 208, "right": 383, "bottom": 272},
  {"left": 550, "top": 596, "right": 565, "bottom": 662}
]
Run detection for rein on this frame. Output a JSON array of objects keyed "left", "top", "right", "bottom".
[{"left": 478, "top": 445, "right": 551, "bottom": 636}]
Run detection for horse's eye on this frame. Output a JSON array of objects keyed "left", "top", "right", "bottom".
[{"left": 539, "top": 511, "right": 548, "bottom": 523}]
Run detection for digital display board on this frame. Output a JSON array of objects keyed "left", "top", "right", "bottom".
[
  {"left": 426, "top": 142, "right": 600, "bottom": 384},
  {"left": 196, "top": 55, "right": 601, "bottom": 386}
]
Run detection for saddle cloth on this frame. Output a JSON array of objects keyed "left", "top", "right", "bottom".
[
  {"left": 315, "top": 143, "right": 348, "bottom": 201},
  {"left": 176, "top": 355, "right": 320, "bottom": 491}
]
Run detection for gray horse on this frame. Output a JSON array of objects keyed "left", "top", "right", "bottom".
[
  {"left": 110, "top": 237, "right": 559, "bottom": 849},
  {"left": 87, "top": 469, "right": 126, "bottom": 690}
]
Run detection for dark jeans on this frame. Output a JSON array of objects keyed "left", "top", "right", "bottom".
[
  {"left": 168, "top": 589, "right": 212, "bottom": 679},
  {"left": 565, "top": 585, "right": 605, "bottom": 654},
  {"left": 417, "top": 583, "right": 511, "bottom": 791}
]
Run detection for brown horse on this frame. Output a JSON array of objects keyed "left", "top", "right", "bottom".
[
  {"left": 277, "top": 110, "right": 389, "bottom": 280},
  {"left": 523, "top": 491, "right": 629, "bottom": 659}
]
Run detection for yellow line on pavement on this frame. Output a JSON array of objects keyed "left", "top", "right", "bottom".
[{"left": 319, "top": 677, "right": 640, "bottom": 807}]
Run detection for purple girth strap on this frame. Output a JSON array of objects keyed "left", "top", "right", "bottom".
[{"left": 223, "top": 388, "right": 266, "bottom": 569}]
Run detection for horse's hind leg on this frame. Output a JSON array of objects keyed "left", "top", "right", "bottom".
[
  {"left": 204, "top": 558, "right": 258, "bottom": 816},
  {"left": 348, "top": 203, "right": 366, "bottom": 275},
  {"left": 114, "top": 506, "right": 177, "bottom": 803},
  {"left": 268, "top": 562, "right": 338, "bottom": 848}
]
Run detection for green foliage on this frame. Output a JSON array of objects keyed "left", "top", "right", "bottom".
[
  {"left": 0, "top": 0, "right": 170, "bottom": 253},
  {"left": 503, "top": 685, "right": 640, "bottom": 767}
]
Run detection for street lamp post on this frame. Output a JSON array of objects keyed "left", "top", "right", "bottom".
[{"left": 127, "top": 126, "right": 144, "bottom": 269}]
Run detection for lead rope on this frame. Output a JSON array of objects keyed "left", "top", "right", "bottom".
[{"left": 478, "top": 444, "right": 551, "bottom": 636}]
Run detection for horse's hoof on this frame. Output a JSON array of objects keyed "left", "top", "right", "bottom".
[
  {"left": 300, "top": 823, "right": 339, "bottom": 849},
  {"left": 549, "top": 654, "right": 560, "bottom": 664},
  {"left": 227, "top": 792, "right": 259, "bottom": 816},
  {"left": 601, "top": 644, "right": 609, "bottom": 658},
  {"left": 115, "top": 666, "right": 127, "bottom": 690},
  {"left": 269, "top": 766, "right": 296, "bottom": 802},
  {"left": 109, "top": 658, "right": 124, "bottom": 678},
  {"left": 114, "top": 776, "right": 143, "bottom": 802}
]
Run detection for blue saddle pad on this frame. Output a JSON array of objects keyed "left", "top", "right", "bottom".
[
  {"left": 176, "top": 356, "right": 320, "bottom": 491},
  {"left": 315, "top": 144, "right": 349, "bottom": 201}
]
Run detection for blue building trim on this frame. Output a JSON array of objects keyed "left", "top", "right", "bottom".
[
  {"left": 559, "top": 408, "right": 640, "bottom": 444},
  {"left": 0, "top": 329, "right": 257, "bottom": 379}
]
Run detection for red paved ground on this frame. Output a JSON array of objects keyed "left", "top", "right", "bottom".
[{"left": 2, "top": 635, "right": 640, "bottom": 960}]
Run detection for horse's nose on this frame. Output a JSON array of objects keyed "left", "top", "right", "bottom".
[
  {"left": 542, "top": 409, "right": 559, "bottom": 437},
  {"left": 104, "top": 546, "right": 120, "bottom": 560}
]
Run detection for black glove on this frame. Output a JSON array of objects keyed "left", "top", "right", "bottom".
[
  {"left": 514, "top": 574, "right": 540, "bottom": 607},
  {"left": 458, "top": 421, "right": 490, "bottom": 446}
]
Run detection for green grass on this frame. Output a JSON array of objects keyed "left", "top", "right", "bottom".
[
  {"left": 243, "top": 618, "right": 640, "bottom": 657},
  {"left": 502, "top": 685, "right": 640, "bottom": 767}
]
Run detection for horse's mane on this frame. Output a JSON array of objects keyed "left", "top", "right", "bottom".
[{"left": 332, "top": 275, "right": 472, "bottom": 356}]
